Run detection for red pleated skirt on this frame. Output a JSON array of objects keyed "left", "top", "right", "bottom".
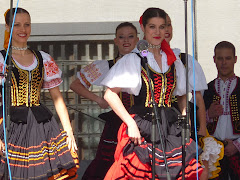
[{"left": 104, "top": 123, "right": 203, "bottom": 180}]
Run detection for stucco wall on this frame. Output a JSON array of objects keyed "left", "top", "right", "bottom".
[{"left": 1, "top": 0, "right": 240, "bottom": 82}]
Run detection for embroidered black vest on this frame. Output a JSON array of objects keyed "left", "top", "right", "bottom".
[
  {"left": 204, "top": 77, "right": 240, "bottom": 134},
  {"left": 0, "top": 50, "right": 52, "bottom": 123},
  {"left": 108, "top": 58, "right": 134, "bottom": 110},
  {"left": 1, "top": 50, "right": 44, "bottom": 107},
  {"left": 131, "top": 54, "right": 177, "bottom": 115}
]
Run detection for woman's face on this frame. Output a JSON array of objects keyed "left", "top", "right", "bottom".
[
  {"left": 6, "top": 12, "right": 31, "bottom": 46},
  {"left": 165, "top": 15, "right": 173, "bottom": 44},
  {"left": 114, "top": 26, "right": 139, "bottom": 55},
  {"left": 141, "top": 17, "right": 166, "bottom": 46}
]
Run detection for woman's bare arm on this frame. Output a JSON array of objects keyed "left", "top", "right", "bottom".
[
  {"left": 49, "top": 86, "right": 78, "bottom": 152},
  {"left": 195, "top": 91, "right": 207, "bottom": 136},
  {"left": 177, "top": 95, "right": 187, "bottom": 115},
  {"left": 104, "top": 88, "right": 141, "bottom": 145},
  {"left": 70, "top": 78, "right": 108, "bottom": 109}
]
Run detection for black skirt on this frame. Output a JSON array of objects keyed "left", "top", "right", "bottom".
[
  {"left": 122, "top": 107, "right": 203, "bottom": 179},
  {"left": 82, "top": 110, "right": 122, "bottom": 180},
  {"left": 0, "top": 107, "right": 79, "bottom": 180}
]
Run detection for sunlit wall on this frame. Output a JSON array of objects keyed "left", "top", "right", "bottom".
[{"left": 1, "top": 0, "right": 240, "bottom": 82}]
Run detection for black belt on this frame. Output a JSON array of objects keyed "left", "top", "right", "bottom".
[
  {"left": 129, "top": 106, "right": 181, "bottom": 123},
  {"left": 9, "top": 104, "right": 53, "bottom": 123}
]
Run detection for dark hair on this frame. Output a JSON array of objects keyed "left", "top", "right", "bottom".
[
  {"left": 115, "top": 22, "right": 138, "bottom": 36},
  {"left": 5, "top": 7, "right": 30, "bottom": 25},
  {"left": 214, "top": 41, "right": 235, "bottom": 56},
  {"left": 142, "top": 7, "right": 167, "bottom": 27}
]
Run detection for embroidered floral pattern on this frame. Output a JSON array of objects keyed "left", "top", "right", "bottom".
[
  {"left": 43, "top": 78, "right": 62, "bottom": 89},
  {"left": 83, "top": 63, "right": 102, "bottom": 83},
  {"left": 44, "top": 57, "right": 60, "bottom": 77},
  {"left": 80, "top": 72, "right": 91, "bottom": 89}
]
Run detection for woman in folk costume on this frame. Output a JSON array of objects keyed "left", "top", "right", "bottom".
[
  {"left": 0, "top": 8, "right": 79, "bottom": 180},
  {"left": 102, "top": 7, "right": 205, "bottom": 180},
  {"left": 165, "top": 14, "right": 224, "bottom": 179},
  {"left": 70, "top": 22, "right": 139, "bottom": 180}
]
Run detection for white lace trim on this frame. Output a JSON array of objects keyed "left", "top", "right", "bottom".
[{"left": 199, "top": 136, "right": 223, "bottom": 178}]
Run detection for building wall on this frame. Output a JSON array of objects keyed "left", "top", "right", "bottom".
[{"left": 1, "top": 0, "right": 240, "bottom": 81}]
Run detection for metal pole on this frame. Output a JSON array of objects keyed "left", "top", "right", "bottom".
[
  {"left": 193, "top": 0, "right": 198, "bottom": 60},
  {"left": 182, "top": 1, "right": 190, "bottom": 179},
  {"left": 4, "top": 1, "right": 13, "bottom": 179}
]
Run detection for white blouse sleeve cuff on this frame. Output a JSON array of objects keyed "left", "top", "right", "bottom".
[
  {"left": 77, "top": 60, "right": 110, "bottom": 89},
  {"left": 199, "top": 136, "right": 224, "bottom": 177},
  {"left": 101, "top": 53, "right": 142, "bottom": 96},
  {"left": 40, "top": 51, "right": 63, "bottom": 89}
]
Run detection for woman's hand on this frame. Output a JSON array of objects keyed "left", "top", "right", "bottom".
[
  {"left": 70, "top": 79, "right": 109, "bottom": 109},
  {"left": 127, "top": 121, "right": 142, "bottom": 145},
  {"left": 96, "top": 97, "right": 109, "bottom": 109},
  {"left": 208, "top": 101, "right": 223, "bottom": 118},
  {"left": 224, "top": 139, "right": 238, "bottom": 157},
  {"left": 200, "top": 160, "right": 209, "bottom": 180},
  {"left": 65, "top": 130, "right": 78, "bottom": 152},
  {"left": 104, "top": 88, "right": 142, "bottom": 144}
]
